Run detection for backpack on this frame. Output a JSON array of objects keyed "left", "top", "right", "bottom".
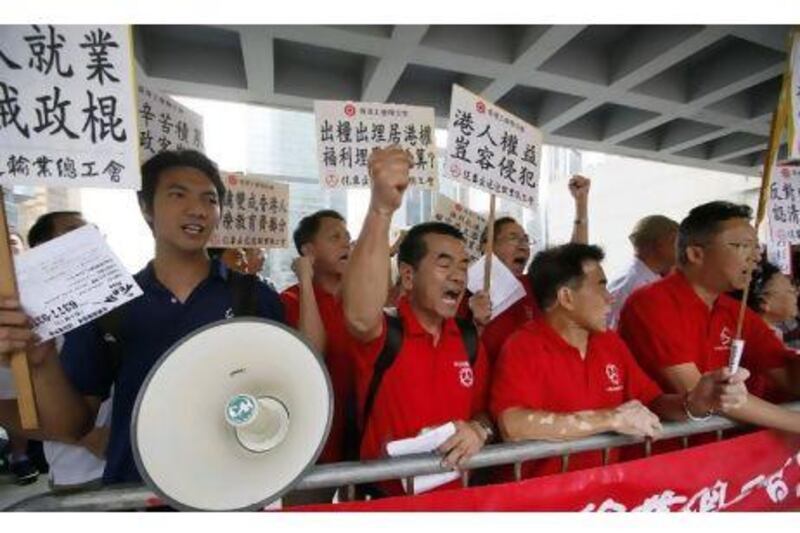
[{"left": 361, "top": 312, "right": 479, "bottom": 435}]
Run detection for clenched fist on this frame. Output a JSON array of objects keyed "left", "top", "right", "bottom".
[
  {"left": 368, "top": 145, "right": 413, "bottom": 216},
  {"left": 568, "top": 174, "right": 591, "bottom": 202}
]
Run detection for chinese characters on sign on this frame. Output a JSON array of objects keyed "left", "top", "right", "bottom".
[
  {"left": 208, "top": 173, "right": 290, "bottom": 249},
  {"left": 14, "top": 225, "right": 143, "bottom": 342},
  {"left": 137, "top": 84, "right": 204, "bottom": 163},
  {"left": 582, "top": 447, "right": 800, "bottom": 512},
  {"left": 444, "top": 84, "right": 543, "bottom": 209},
  {"left": 314, "top": 100, "right": 437, "bottom": 190},
  {"left": 767, "top": 165, "right": 800, "bottom": 244},
  {"left": 0, "top": 25, "right": 139, "bottom": 188},
  {"left": 766, "top": 239, "right": 792, "bottom": 276},
  {"left": 432, "top": 194, "right": 487, "bottom": 262}
]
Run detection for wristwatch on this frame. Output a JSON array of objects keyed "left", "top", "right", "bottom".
[{"left": 683, "top": 393, "right": 714, "bottom": 422}]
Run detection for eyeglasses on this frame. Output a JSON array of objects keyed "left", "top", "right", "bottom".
[
  {"left": 697, "top": 240, "right": 760, "bottom": 257},
  {"left": 722, "top": 241, "right": 759, "bottom": 254}
]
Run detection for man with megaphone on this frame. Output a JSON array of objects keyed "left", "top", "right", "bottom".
[
  {"left": 343, "top": 145, "right": 494, "bottom": 498},
  {"left": 0, "top": 150, "right": 288, "bottom": 486}
]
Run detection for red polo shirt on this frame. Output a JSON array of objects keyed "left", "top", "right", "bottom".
[
  {"left": 351, "top": 296, "right": 489, "bottom": 496},
  {"left": 481, "top": 275, "right": 540, "bottom": 366},
  {"left": 491, "top": 317, "right": 662, "bottom": 479},
  {"left": 618, "top": 271, "right": 793, "bottom": 392},
  {"left": 281, "top": 283, "right": 355, "bottom": 463}
]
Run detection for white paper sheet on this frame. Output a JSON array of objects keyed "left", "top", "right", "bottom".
[
  {"left": 467, "top": 254, "right": 526, "bottom": 320},
  {"left": 386, "top": 422, "right": 460, "bottom": 494},
  {"left": 14, "top": 225, "right": 143, "bottom": 342}
]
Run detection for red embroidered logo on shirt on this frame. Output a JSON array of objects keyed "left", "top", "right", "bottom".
[
  {"left": 715, "top": 326, "right": 733, "bottom": 352},
  {"left": 605, "top": 363, "right": 623, "bottom": 392},
  {"left": 453, "top": 361, "right": 474, "bottom": 388}
]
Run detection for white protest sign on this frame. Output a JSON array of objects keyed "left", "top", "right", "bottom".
[
  {"left": 432, "top": 194, "right": 487, "bottom": 263},
  {"left": 314, "top": 100, "right": 437, "bottom": 189},
  {"left": 137, "top": 84, "right": 204, "bottom": 163},
  {"left": 444, "top": 85, "right": 542, "bottom": 209},
  {"left": 209, "top": 173, "right": 290, "bottom": 249},
  {"left": 789, "top": 34, "right": 799, "bottom": 161},
  {"left": 0, "top": 25, "right": 139, "bottom": 188},
  {"left": 15, "top": 225, "right": 143, "bottom": 342},
  {"left": 767, "top": 165, "right": 800, "bottom": 243},
  {"left": 766, "top": 239, "right": 792, "bottom": 276}
]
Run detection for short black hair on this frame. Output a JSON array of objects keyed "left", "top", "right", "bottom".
[
  {"left": 529, "top": 243, "right": 605, "bottom": 310},
  {"left": 398, "top": 222, "right": 464, "bottom": 269},
  {"left": 293, "top": 210, "right": 346, "bottom": 255},
  {"left": 480, "top": 216, "right": 518, "bottom": 246},
  {"left": 731, "top": 261, "right": 782, "bottom": 313},
  {"left": 138, "top": 150, "right": 225, "bottom": 218},
  {"left": 27, "top": 211, "right": 82, "bottom": 248},
  {"left": 677, "top": 201, "right": 752, "bottom": 265}
]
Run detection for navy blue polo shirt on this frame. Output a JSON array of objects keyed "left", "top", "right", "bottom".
[{"left": 60, "top": 258, "right": 285, "bottom": 484}]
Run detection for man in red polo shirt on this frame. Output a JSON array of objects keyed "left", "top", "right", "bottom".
[
  {"left": 343, "top": 146, "right": 492, "bottom": 496},
  {"left": 478, "top": 175, "right": 592, "bottom": 364},
  {"left": 619, "top": 201, "right": 800, "bottom": 432},
  {"left": 280, "top": 209, "right": 354, "bottom": 466},
  {"left": 491, "top": 243, "right": 749, "bottom": 479}
]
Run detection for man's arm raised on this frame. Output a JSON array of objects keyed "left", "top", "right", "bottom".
[{"left": 343, "top": 146, "right": 412, "bottom": 342}]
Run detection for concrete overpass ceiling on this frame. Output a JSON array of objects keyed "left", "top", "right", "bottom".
[{"left": 134, "top": 24, "right": 794, "bottom": 175}]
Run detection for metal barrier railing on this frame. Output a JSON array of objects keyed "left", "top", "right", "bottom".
[{"left": 7, "top": 402, "right": 800, "bottom": 511}]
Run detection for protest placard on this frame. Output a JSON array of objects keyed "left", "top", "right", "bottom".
[
  {"left": 432, "top": 194, "right": 487, "bottom": 263},
  {"left": 444, "top": 84, "right": 542, "bottom": 209},
  {"left": 0, "top": 25, "right": 139, "bottom": 188},
  {"left": 767, "top": 165, "right": 800, "bottom": 244},
  {"left": 315, "top": 100, "right": 436, "bottom": 190},
  {"left": 137, "top": 83, "right": 204, "bottom": 163},
  {"left": 209, "top": 173, "right": 290, "bottom": 249}
]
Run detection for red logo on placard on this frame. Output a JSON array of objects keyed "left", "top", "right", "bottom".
[
  {"left": 476, "top": 101, "right": 486, "bottom": 114},
  {"left": 325, "top": 174, "right": 339, "bottom": 187},
  {"left": 454, "top": 203, "right": 463, "bottom": 211},
  {"left": 450, "top": 163, "right": 461, "bottom": 177},
  {"left": 344, "top": 103, "right": 356, "bottom": 117},
  {"left": 782, "top": 167, "right": 791, "bottom": 178},
  {"left": 227, "top": 175, "right": 238, "bottom": 186}
]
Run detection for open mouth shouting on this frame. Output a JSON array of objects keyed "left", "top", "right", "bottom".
[{"left": 442, "top": 287, "right": 463, "bottom": 307}]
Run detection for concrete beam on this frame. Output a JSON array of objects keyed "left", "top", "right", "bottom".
[{"left": 361, "top": 25, "right": 428, "bottom": 102}]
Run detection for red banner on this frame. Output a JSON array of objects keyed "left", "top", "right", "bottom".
[{"left": 294, "top": 430, "right": 800, "bottom": 512}]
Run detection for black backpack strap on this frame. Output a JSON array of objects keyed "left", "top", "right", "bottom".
[
  {"left": 361, "top": 313, "right": 404, "bottom": 430},
  {"left": 96, "top": 307, "right": 125, "bottom": 379},
  {"left": 227, "top": 271, "right": 259, "bottom": 317},
  {"left": 455, "top": 317, "right": 479, "bottom": 367}
]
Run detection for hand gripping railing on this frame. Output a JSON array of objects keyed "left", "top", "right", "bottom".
[{"left": 7, "top": 402, "right": 800, "bottom": 511}]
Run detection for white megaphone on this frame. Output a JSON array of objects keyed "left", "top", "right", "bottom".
[{"left": 131, "top": 318, "right": 332, "bottom": 511}]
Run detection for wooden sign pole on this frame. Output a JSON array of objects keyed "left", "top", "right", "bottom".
[
  {"left": 0, "top": 189, "right": 38, "bottom": 429},
  {"left": 735, "top": 35, "right": 795, "bottom": 341},
  {"left": 483, "top": 194, "right": 497, "bottom": 293}
]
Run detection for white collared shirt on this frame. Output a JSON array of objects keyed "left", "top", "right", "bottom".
[{"left": 607, "top": 258, "right": 660, "bottom": 329}]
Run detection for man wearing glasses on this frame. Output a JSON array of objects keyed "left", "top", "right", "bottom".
[
  {"left": 619, "top": 201, "right": 800, "bottom": 434},
  {"left": 477, "top": 175, "right": 591, "bottom": 364}
]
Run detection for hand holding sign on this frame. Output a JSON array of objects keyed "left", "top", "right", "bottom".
[{"left": 368, "top": 146, "right": 413, "bottom": 216}]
